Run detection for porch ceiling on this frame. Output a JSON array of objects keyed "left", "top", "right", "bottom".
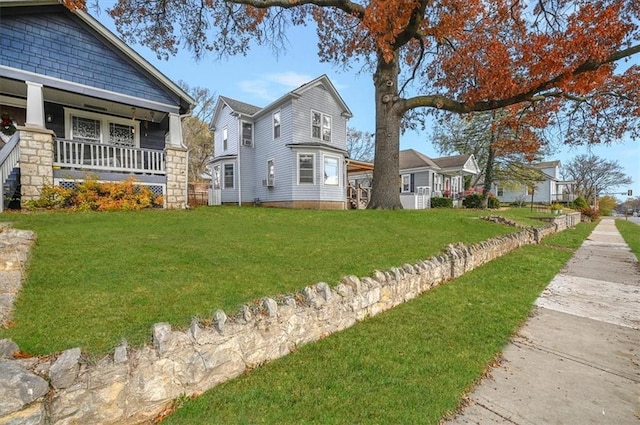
[{"left": 0, "top": 76, "right": 168, "bottom": 123}]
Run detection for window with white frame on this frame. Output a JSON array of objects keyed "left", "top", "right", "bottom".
[
  {"left": 212, "top": 165, "right": 221, "bottom": 190},
  {"left": 273, "top": 111, "right": 281, "bottom": 139},
  {"left": 497, "top": 186, "right": 504, "bottom": 196},
  {"left": 266, "top": 159, "right": 275, "bottom": 186},
  {"left": 65, "top": 108, "right": 139, "bottom": 147},
  {"left": 223, "top": 127, "right": 228, "bottom": 151},
  {"left": 311, "top": 111, "right": 331, "bottom": 142},
  {"left": 298, "top": 153, "right": 315, "bottom": 184},
  {"left": 323, "top": 155, "right": 339, "bottom": 185},
  {"left": 401, "top": 174, "right": 411, "bottom": 192},
  {"left": 223, "top": 163, "right": 234, "bottom": 189},
  {"left": 241, "top": 121, "right": 253, "bottom": 147}
]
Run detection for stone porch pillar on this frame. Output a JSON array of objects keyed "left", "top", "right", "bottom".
[
  {"left": 164, "top": 112, "right": 188, "bottom": 208},
  {"left": 19, "top": 126, "right": 55, "bottom": 205},
  {"left": 165, "top": 146, "right": 188, "bottom": 209}
]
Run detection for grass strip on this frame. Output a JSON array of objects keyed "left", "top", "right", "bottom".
[
  {"left": 615, "top": 219, "right": 640, "bottom": 260},
  {"left": 2, "top": 207, "right": 534, "bottom": 356},
  {"left": 161, "top": 222, "right": 596, "bottom": 424}
]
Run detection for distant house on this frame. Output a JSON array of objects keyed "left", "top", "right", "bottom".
[
  {"left": 347, "top": 149, "right": 481, "bottom": 209},
  {"left": 209, "top": 75, "right": 352, "bottom": 209},
  {"left": 492, "top": 160, "right": 576, "bottom": 204},
  {"left": 0, "top": 0, "right": 195, "bottom": 212}
]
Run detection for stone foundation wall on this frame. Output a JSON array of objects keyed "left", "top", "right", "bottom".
[{"left": 0, "top": 216, "right": 578, "bottom": 424}]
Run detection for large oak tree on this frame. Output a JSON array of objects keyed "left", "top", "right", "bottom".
[{"left": 68, "top": 0, "right": 640, "bottom": 209}]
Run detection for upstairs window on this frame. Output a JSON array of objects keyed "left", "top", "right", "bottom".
[
  {"left": 242, "top": 122, "right": 253, "bottom": 147},
  {"left": 273, "top": 111, "right": 281, "bottom": 139},
  {"left": 223, "top": 127, "right": 228, "bottom": 151},
  {"left": 312, "top": 111, "right": 331, "bottom": 142}
]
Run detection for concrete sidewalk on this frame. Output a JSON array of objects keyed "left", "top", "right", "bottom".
[{"left": 447, "top": 217, "right": 640, "bottom": 425}]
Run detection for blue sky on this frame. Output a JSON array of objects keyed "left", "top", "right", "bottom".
[{"left": 94, "top": 6, "right": 639, "bottom": 199}]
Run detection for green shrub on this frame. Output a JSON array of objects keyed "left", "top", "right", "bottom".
[
  {"left": 487, "top": 196, "right": 500, "bottom": 209},
  {"left": 572, "top": 196, "right": 588, "bottom": 209},
  {"left": 463, "top": 193, "right": 500, "bottom": 209},
  {"left": 431, "top": 197, "right": 453, "bottom": 208},
  {"left": 463, "top": 193, "right": 483, "bottom": 208}
]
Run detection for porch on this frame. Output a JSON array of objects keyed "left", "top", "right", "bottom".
[
  {"left": 54, "top": 138, "right": 166, "bottom": 175},
  {"left": 0, "top": 128, "right": 188, "bottom": 212}
]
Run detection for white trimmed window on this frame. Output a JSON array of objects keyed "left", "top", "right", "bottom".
[
  {"left": 298, "top": 153, "right": 315, "bottom": 184},
  {"left": 323, "top": 155, "right": 339, "bottom": 186},
  {"left": 65, "top": 108, "right": 139, "bottom": 147},
  {"left": 311, "top": 111, "right": 331, "bottom": 142},
  {"left": 241, "top": 121, "right": 253, "bottom": 147},
  {"left": 266, "top": 159, "right": 275, "bottom": 186},
  {"left": 223, "top": 163, "right": 234, "bottom": 189},
  {"left": 223, "top": 127, "right": 228, "bottom": 151},
  {"left": 273, "top": 111, "right": 281, "bottom": 139},
  {"left": 212, "top": 165, "right": 221, "bottom": 190},
  {"left": 401, "top": 175, "right": 411, "bottom": 192}
]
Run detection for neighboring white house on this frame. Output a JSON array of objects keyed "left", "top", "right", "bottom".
[
  {"left": 209, "top": 75, "right": 352, "bottom": 209},
  {"left": 347, "top": 149, "right": 481, "bottom": 209},
  {"left": 492, "top": 160, "right": 576, "bottom": 204}
]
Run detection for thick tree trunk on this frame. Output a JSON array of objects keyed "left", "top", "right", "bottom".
[
  {"left": 368, "top": 56, "right": 404, "bottom": 209},
  {"left": 482, "top": 144, "right": 495, "bottom": 209}
]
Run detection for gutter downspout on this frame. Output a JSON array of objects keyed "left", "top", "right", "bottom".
[
  {"left": 180, "top": 112, "right": 191, "bottom": 209},
  {"left": 237, "top": 116, "right": 242, "bottom": 206}
]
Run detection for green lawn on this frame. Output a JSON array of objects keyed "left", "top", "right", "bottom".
[
  {"left": 615, "top": 218, "right": 640, "bottom": 260},
  {"left": 161, "top": 220, "right": 597, "bottom": 424},
  {"left": 1, "top": 206, "right": 547, "bottom": 356}
]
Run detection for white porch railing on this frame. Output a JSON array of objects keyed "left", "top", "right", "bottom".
[
  {"left": 54, "top": 139, "right": 166, "bottom": 175},
  {"left": 0, "top": 132, "right": 21, "bottom": 213}
]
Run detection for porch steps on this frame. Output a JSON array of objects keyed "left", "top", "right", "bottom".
[{"left": 2, "top": 167, "right": 20, "bottom": 210}]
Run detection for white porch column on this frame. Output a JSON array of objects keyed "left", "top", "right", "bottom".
[
  {"left": 167, "top": 112, "right": 183, "bottom": 147},
  {"left": 25, "top": 81, "right": 45, "bottom": 128}
]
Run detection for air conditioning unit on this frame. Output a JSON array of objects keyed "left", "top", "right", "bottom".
[
  {"left": 262, "top": 179, "right": 274, "bottom": 187},
  {"left": 242, "top": 139, "right": 253, "bottom": 147}
]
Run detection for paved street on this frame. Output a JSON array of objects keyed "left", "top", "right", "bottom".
[{"left": 447, "top": 217, "right": 640, "bottom": 424}]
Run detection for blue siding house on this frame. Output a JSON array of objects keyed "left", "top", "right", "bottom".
[
  {"left": 210, "top": 75, "right": 353, "bottom": 209},
  {"left": 0, "top": 0, "right": 195, "bottom": 211}
]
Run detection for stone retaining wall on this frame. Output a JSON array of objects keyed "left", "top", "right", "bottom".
[{"left": 0, "top": 216, "right": 575, "bottom": 424}]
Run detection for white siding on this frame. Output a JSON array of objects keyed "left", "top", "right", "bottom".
[
  {"left": 252, "top": 102, "right": 295, "bottom": 203},
  {"left": 213, "top": 106, "right": 239, "bottom": 157},
  {"left": 214, "top": 79, "right": 350, "bottom": 207}
]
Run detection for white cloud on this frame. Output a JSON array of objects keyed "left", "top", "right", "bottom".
[
  {"left": 237, "top": 80, "right": 273, "bottom": 102},
  {"left": 238, "top": 71, "right": 316, "bottom": 102},
  {"left": 266, "top": 71, "right": 314, "bottom": 89}
]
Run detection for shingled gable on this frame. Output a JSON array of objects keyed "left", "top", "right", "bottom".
[
  {"left": 399, "top": 149, "right": 441, "bottom": 171},
  {"left": 215, "top": 75, "right": 353, "bottom": 122},
  {"left": 0, "top": 0, "right": 194, "bottom": 114}
]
